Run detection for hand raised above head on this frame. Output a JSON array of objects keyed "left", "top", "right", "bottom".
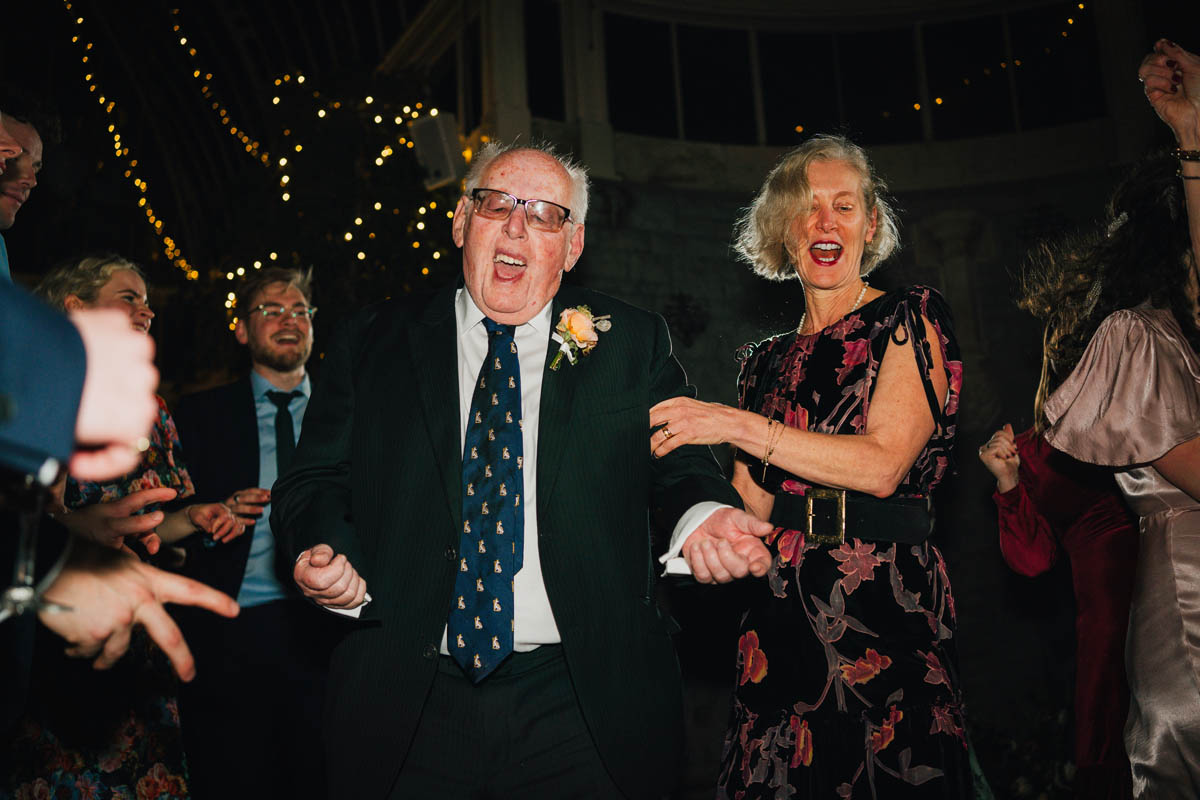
[
  {"left": 294, "top": 544, "right": 367, "bottom": 609},
  {"left": 1139, "top": 39, "right": 1200, "bottom": 143},
  {"left": 682, "top": 507, "right": 775, "bottom": 584}
]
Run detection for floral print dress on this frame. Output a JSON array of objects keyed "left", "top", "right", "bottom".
[
  {"left": 2, "top": 396, "right": 193, "bottom": 799},
  {"left": 718, "top": 286, "right": 969, "bottom": 799}
]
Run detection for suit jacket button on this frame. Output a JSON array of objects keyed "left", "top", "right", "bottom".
[
  {"left": 444, "top": 545, "right": 457, "bottom": 561},
  {"left": 422, "top": 644, "right": 437, "bottom": 660}
]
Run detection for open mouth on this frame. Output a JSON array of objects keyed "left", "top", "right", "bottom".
[
  {"left": 273, "top": 334, "right": 302, "bottom": 345},
  {"left": 493, "top": 252, "right": 526, "bottom": 279},
  {"left": 809, "top": 242, "right": 843, "bottom": 265}
]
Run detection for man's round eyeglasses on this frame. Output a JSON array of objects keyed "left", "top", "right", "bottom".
[
  {"left": 470, "top": 188, "right": 572, "bottom": 232},
  {"left": 249, "top": 304, "right": 317, "bottom": 321}
]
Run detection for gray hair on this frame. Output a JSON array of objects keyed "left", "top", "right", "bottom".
[
  {"left": 734, "top": 134, "right": 899, "bottom": 280},
  {"left": 463, "top": 141, "right": 590, "bottom": 225},
  {"left": 35, "top": 254, "right": 146, "bottom": 311}
]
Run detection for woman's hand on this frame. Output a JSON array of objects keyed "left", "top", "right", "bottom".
[
  {"left": 1139, "top": 39, "right": 1200, "bottom": 147},
  {"left": 649, "top": 397, "right": 747, "bottom": 458},
  {"left": 185, "top": 502, "right": 245, "bottom": 544},
  {"left": 56, "top": 487, "right": 177, "bottom": 554},
  {"left": 978, "top": 423, "right": 1020, "bottom": 493},
  {"left": 224, "top": 487, "right": 269, "bottom": 527}
]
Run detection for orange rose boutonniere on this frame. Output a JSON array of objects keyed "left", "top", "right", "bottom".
[{"left": 550, "top": 305, "right": 611, "bottom": 370}]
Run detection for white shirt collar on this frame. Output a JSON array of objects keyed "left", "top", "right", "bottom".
[{"left": 455, "top": 287, "right": 554, "bottom": 337}]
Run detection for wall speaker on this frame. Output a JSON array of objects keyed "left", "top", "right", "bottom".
[{"left": 407, "top": 112, "right": 463, "bottom": 190}]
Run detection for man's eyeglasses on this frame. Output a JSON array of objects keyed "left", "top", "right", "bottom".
[
  {"left": 248, "top": 304, "right": 317, "bottom": 321},
  {"left": 470, "top": 188, "right": 572, "bottom": 232}
]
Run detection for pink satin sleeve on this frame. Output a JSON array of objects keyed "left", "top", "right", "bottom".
[{"left": 1044, "top": 307, "right": 1200, "bottom": 467}]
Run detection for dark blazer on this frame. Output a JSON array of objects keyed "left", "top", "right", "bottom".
[
  {"left": 172, "top": 377, "right": 260, "bottom": 599},
  {"left": 0, "top": 279, "right": 86, "bottom": 478},
  {"left": 272, "top": 284, "right": 741, "bottom": 799}
]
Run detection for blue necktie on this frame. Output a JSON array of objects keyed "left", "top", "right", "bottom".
[{"left": 449, "top": 319, "right": 524, "bottom": 681}]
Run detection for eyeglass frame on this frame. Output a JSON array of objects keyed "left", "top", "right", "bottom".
[
  {"left": 247, "top": 303, "right": 317, "bottom": 321},
  {"left": 469, "top": 188, "right": 573, "bottom": 232}
]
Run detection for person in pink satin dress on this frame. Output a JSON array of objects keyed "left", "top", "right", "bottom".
[{"left": 1021, "top": 39, "right": 1200, "bottom": 799}]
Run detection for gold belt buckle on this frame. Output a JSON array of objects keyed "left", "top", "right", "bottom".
[{"left": 805, "top": 488, "right": 846, "bottom": 546}]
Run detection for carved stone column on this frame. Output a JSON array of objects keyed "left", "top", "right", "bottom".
[
  {"left": 479, "top": 0, "right": 532, "bottom": 144},
  {"left": 562, "top": 0, "right": 616, "bottom": 178}
]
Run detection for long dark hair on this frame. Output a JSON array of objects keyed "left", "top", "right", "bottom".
[{"left": 1021, "top": 152, "right": 1200, "bottom": 430}]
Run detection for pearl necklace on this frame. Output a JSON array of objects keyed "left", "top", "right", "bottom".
[{"left": 797, "top": 281, "right": 869, "bottom": 335}]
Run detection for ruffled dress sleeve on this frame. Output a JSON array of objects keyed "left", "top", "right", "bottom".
[{"left": 1044, "top": 307, "right": 1200, "bottom": 466}]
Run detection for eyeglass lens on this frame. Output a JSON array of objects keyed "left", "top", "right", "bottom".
[{"left": 473, "top": 189, "right": 568, "bottom": 232}]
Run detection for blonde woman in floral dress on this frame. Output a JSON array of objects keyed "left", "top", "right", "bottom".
[
  {"left": 651, "top": 135, "right": 968, "bottom": 797},
  {"left": 1, "top": 256, "right": 244, "bottom": 799}
]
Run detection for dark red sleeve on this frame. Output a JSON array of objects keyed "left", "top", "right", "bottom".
[{"left": 992, "top": 430, "right": 1059, "bottom": 576}]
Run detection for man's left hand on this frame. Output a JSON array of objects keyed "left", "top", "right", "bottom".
[{"left": 682, "top": 507, "right": 774, "bottom": 584}]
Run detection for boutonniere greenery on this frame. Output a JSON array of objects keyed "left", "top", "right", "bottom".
[{"left": 549, "top": 305, "right": 612, "bottom": 371}]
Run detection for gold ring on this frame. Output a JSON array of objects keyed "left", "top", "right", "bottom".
[{"left": 662, "top": 426, "right": 674, "bottom": 439}]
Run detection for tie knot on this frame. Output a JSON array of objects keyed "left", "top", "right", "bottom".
[
  {"left": 266, "top": 390, "right": 300, "bottom": 410},
  {"left": 482, "top": 318, "right": 515, "bottom": 339}
]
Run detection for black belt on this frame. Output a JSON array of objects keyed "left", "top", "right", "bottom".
[{"left": 769, "top": 488, "right": 934, "bottom": 547}]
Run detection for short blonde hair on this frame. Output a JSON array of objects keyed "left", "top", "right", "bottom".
[
  {"left": 734, "top": 134, "right": 899, "bottom": 280},
  {"left": 464, "top": 141, "right": 590, "bottom": 225},
  {"left": 35, "top": 254, "right": 146, "bottom": 311}
]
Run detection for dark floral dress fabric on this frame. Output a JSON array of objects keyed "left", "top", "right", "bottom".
[
  {"left": 718, "top": 286, "right": 969, "bottom": 799},
  {"left": 2, "top": 396, "right": 193, "bottom": 799},
  {"left": 66, "top": 395, "right": 195, "bottom": 509}
]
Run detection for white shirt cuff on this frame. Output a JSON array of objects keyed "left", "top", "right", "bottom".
[
  {"left": 659, "top": 502, "right": 734, "bottom": 576},
  {"left": 321, "top": 592, "right": 372, "bottom": 618}
]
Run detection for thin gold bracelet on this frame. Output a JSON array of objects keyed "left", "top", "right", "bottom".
[{"left": 761, "top": 418, "right": 784, "bottom": 481}]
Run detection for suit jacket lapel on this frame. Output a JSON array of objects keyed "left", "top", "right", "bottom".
[
  {"left": 235, "top": 376, "right": 260, "bottom": 488},
  {"left": 536, "top": 295, "right": 579, "bottom": 520},
  {"left": 408, "top": 288, "right": 464, "bottom": 540}
]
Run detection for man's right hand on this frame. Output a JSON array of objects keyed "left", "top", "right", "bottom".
[
  {"left": 294, "top": 544, "right": 367, "bottom": 609},
  {"left": 69, "top": 310, "right": 159, "bottom": 481}
]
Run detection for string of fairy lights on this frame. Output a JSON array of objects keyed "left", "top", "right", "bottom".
[
  {"left": 793, "top": 1, "right": 1090, "bottom": 133},
  {"left": 164, "top": 6, "right": 460, "bottom": 327},
  {"left": 61, "top": 0, "right": 199, "bottom": 279},
  {"left": 65, "top": 1, "right": 1096, "bottom": 322}
]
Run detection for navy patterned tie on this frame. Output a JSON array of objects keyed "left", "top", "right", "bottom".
[{"left": 449, "top": 319, "right": 524, "bottom": 681}]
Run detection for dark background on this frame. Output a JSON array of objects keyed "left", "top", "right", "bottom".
[{"left": 5, "top": 2, "right": 1200, "bottom": 797}]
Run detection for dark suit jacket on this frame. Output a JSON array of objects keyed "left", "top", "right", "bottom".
[
  {"left": 272, "top": 284, "right": 741, "bottom": 799},
  {"left": 172, "top": 377, "right": 261, "bottom": 600}
]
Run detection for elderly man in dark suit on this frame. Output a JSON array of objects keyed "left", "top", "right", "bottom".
[
  {"left": 272, "top": 143, "right": 773, "bottom": 799},
  {"left": 172, "top": 267, "right": 335, "bottom": 799}
]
